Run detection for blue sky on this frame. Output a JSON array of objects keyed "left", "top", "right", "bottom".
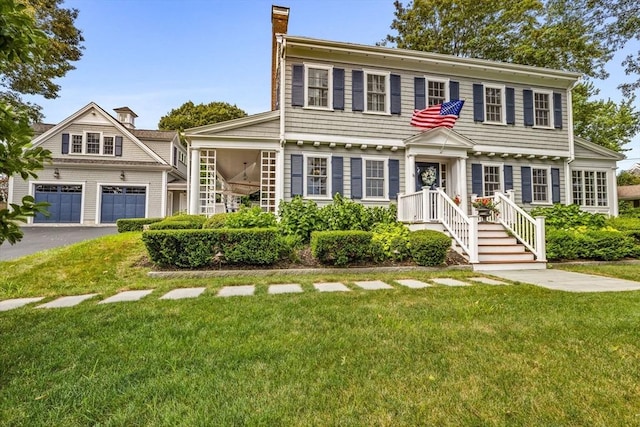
[{"left": 30, "top": 0, "right": 639, "bottom": 169}]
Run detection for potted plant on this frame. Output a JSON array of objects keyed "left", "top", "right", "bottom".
[{"left": 472, "top": 197, "right": 499, "bottom": 220}]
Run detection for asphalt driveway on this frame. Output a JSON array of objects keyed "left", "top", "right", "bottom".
[{"left": 0, "top": 226, "right": 118, "bottom": 261}]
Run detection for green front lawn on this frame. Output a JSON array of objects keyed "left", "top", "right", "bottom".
[{"left": 1, "top": 233, "right": 640, "bottom": 425}]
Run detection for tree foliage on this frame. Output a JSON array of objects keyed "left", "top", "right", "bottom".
[
  {"left": 385, "top": 0, "right": 640, "bottom": 152},
  {"left": 0, "top": 0, "right": 81, "bottom": 244},
  {"left": 158, "top": 101, "right": 247, "bottom": 133},
  {"left": 617, "top": 170, "right": 640, "bottom": 186}
]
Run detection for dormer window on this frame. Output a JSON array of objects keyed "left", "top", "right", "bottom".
[{"left": 64, "top": 132, "right": 121, "bottom": 156}]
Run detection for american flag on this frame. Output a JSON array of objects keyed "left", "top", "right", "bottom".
[{"left": 410, "top": 99, "right": 465, "bottom": 130}]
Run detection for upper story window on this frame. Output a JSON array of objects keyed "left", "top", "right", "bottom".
[
  {"left": 68, "top": 132, "right": 117, "bottom": 156},
  {"left": 427, "top": 79, "right": 448, "bottom": 106},
  {"left": 179, "top": 151, "right": 186, "bottom": 165},
  {"left": 71, "top": 135, "right": 83, "bottom": 153},
  {"left": 305, "top": 155, "right": 330, "bottom": 198},
  {"left": 365, "top": 71, "right": 389, "bottom": 114},
  {"left": 364, "top": 158, "right": 387, "bottom": 199},
  {"left": 534, "top": 91, "right": 552, "bottom": 127},
  {"left": 485, "top": 85, "right": 505, "bottom": 124},
  {"left": 103, "top": 136, "right": 114, "bottom": 155},
  {"left": 86, "top": 132, "right": 101, "bottom": 154},
  {"left": 305, "top": 65, "right": 331, "bottom": 108}
]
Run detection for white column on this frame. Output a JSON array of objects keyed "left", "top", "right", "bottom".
[
  {"left": 458, "top": 157, "right": 468, "bottom": 212},
  {"left": 405, "top": 153, "right": 415, "bottom": 194},
  {"left": 610, "top": 166, "right": 619, "bottom": 216},
  {"left": 189, "top": 148, "right": 200, "bottom": 214}
]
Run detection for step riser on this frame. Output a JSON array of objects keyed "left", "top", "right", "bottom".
[
  {"left": 473, "top": 262, "right": 547, "bottom": 271},
  {"left": 477, "top": 238, "right": 518, "bottom": 245},
  {"left": 479, "top": 246, "right": 526, "bottom": 254},
  {"left": 478, "top": 231, "right": 511, "bottom": 238},
  {"left": 479, "top": 253, "right": 535, "bottom": 262},
  {"left": 477, "top": 223, "right": 505, "bottom": 231}
]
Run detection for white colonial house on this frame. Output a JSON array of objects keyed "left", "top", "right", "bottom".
[{"left": 8, "top": 103, "right": 187, "bottom": 225}]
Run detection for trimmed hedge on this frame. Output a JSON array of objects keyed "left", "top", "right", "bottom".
[
  {"left": 408, "top": 230, "right": 451, "bottom": 266},
  {"left": 546, "top": 228, "right": 639, "bottom": 261},
  {"left": 202, "top": 213, "right": 229, "bottom": 229},
  {"left": 161, "top": 214, "right": 207, "bottom": 229},
  {"left": 116, "top": 217, "right": 163, "bottom": 232},
  {"left": 148, "top": 220, "right": 195, "bottom": 230},
  {"left": 310, "top": 230, "right": 373, "bottom": 267},
  {"left": 142, "top": 227, "right": 282, "bottom": 268}
]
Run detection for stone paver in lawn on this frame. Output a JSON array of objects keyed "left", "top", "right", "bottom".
[
  {"left": 160, "top": 287, "right": 206, "bottom": 300},
  {"left": 0, "top": 297, "right": 45, "bottom": 312},
  {"left": 395, "top": 279, "right": 431, "bottom": 289},
  {"left": 99, "top": 290, "right": 154, "bottom": 304},
  {"left": 217, "top": 285, "right": 255, "bottom": 297},
  {"left": 431, "top": 278, "right": 470, "bottom": 287},
  {"left": 354, "top": 280, "right": 394, "bottom": 290},
  {"left": 468, "top": 277, "right": 508, "bottom": 285},
  {"left": 269, "top": 284, "right": 303, "bottom": 294},
  {"left": 36, "top": 293, "right": 99, "bottom": 309},
  {"left": 314, "top": 282, "right": 350, "bottom": 292}
]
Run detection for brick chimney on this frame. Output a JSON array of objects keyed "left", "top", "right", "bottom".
[{"left": 271, "top": 5, "right": 290, "bottom": 110}]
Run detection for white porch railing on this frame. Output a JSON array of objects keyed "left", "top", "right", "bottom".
[
  {"left": 492, "top": 192, "right": 546, "bottom": 262},
  {"left": 398, "top": 189, "right": 478, "bottom": 263}
]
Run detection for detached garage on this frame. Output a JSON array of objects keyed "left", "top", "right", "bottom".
[
  {"left": 100, "top": 186, "right": 146, "bottom": 223},
  {"left": 34, "top": 184, "right": 82, "bottom": 223}
]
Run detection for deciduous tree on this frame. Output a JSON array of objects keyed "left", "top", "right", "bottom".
[{"left": 159, "top": 101, "right": 247, "bottom": 134}]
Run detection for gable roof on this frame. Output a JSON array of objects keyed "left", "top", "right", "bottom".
[
  {"left": 404, "top": 127, "right": 476, "bottom": 149},
  {"left": 31, "top": 102, "right": 168, "bottom": 165},
  {"left": 185, "top": 110, "right": 279, "bottom": 135},
  {"left": 574, "top": 137, "right": 625, "bottom": 161}
]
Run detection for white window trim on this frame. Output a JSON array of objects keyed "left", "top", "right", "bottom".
[
  {"left": 70, "top": 134, "right": 84, "bottom": 154},
  {"left": 481, "top": 162, "right": 504, "bottom": 197},
  {"left": 102, "top": 135, "right": 116, "bottom": 157},
  {"left": 363, "top": 69, "right": 390, "bottom": 115},
  {"left": 483, "top": 83, "right": 506, "bottom": 125},
  {"left": 530, "top": 166, "right": 552, "bottom": 205},
  {"left": 303, "top": 63, "right": 333, "bottom": 111},
  {"left": 571, "top": 169, "right": 609, "bottom": 208},
  {"left": 425, "top": 76, "right": 450, "bottom": 106},
  {"left": 532, "top": 89, "right": 554, "bottom": 129},
  {"left": 303, "top": 153, "right": 332, "bottom": 199},
  {"left": 68, "top": 132, "right": 116, "bottom": 156},
  {"left": 362, "top": 156, "right": 389, "bottom": 201},
  {"left": 84, "top": 131, "right": 103, "bottom": 155}
]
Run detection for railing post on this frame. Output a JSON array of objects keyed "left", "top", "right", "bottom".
[
  {"left": 535, "top": 216, "right": 546, "bottom": 262},
  {"left": 470, "top": 193, "right": 478, "bottom": 216},
  {"left": 422, "top": 188, "right": 429, "bottom": 222},
  {"left": 436, "top": 191, "right": 444, "bottom": 221},
  {"left": 506, "top": 189, "right": 515, "bottom": 201},
  {"left": 397, "top": 193, "right": 404, "bottom": 222},
  {"left": 469, "top": 215, "right": 479, "bottom": 264}
]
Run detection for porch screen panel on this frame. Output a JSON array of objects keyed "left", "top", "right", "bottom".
[
  {"left": 260, "top": 150, "right": 277, "bottom": 212},
  {"left": 199, "top": 149, "right": 217, "bottom": 215}
]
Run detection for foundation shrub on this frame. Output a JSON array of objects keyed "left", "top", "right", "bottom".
[
  {"left": 320, "top": 194, "right": 368, "bottom": 231},
  {"left": 202, "top": 213, "right": 229, "bottom": 229},
  {"left": 546, "top": 227, "right": 638, "bottom": 261},
  {"left": 160, "top": 214, "right": 207, "bottom": 229},
  {"left": 224, "top": 206, "right": 277, "bottom": 229},
  {"left": 147, "top": 220, "right": 194, "bottom": 230},
  {"left": 277, "top": 197, "right": 325, "bottom": 243},
  {"left": 116, "top": 217, "right": 162, "bottom": 232},
  {"left": 371, "top": 222, "right": 410, "bottom": 262},
  {"left": 310, "top": 230, "right": 373, "bottom": 267},
  {"left": 408, "top": 230, "right": 451, "bottom": 266},
  {"left": 142, "top": 229, "right": 218, "bottom": 268},
  {"left": 530, "top": 204, "right": 606, "bottom": 229}
]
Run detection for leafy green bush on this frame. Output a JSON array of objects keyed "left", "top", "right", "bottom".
[
  {"left": 530, "top": 204, "right": 606, "bottom": 229},
  {"left": 216, "top": 228, "right": 280, "bottom": 265},
  {"left": 278, "top": 197, "right": 325, "bottom": 243},
  {"left": 142, "top": 229, "right": 218, "bottom": 268},
  {"left": 320, "top": 194, "right": 368, "bottom": 231},
  {"left": 606, "top": 216, "right": 640, "bottom": 231},
  {"left": 366, "top": 204, "right": 398, "bottom": 226},
  {"left": 371, "top": 222, "right": 410, "bottom": 262},
  {"left": 618, "top": 201, "right": 640, "bottom": 218},
  {"left": 408, "top": 230, "right": 451, "bottom": 266},
  {"left": 224, "top": 206, "right": 277, "bottom": 229},
  {"left": 160, "top": 214, "right": 207, "bottom": 229},
  {"left": 310, "top": 230, "right": 373, "bottom": 267},
  {"left": 202, "top": 213, "right": 229, "bottom": 229},
  {"left": 116, "top": 217, "right": 162, "bottom": 232},
  {"left": 148, "top": 220, "right": 194, "bottom": 230},
  {"left": 546, "top": 227, "right": 638, "bottom": 261}
]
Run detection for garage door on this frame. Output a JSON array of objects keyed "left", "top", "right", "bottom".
[
  {"left": 101, "top": 186, "right": 146, "bottom": 223},
  {"left": 34, "top": 184, "right": 82, "bottom": 223}
]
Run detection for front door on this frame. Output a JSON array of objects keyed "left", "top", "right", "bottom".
[{"left": 416, "top": 162, "right": 440, "bottom": 191}]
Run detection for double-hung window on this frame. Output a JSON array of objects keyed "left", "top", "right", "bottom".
[
  {"left": 484, "top": 85, "right": 505, "bottom": 124},
  {"left": 483, "top": 165, "right": 501, "bottom": 196},
  {"left": 305, "top": 155, "right": 330, "bottom": 197},
  {"left": 364, "top": 158, "right": 387, "bottom": 199},
  {"left": 68, "top": 132, "right": 116, "bottom": 156},
  {"left": 71, "top": 135, "right": 83, "bottom": 153},
  {"left": 534, "top": 91, "right": 552, "bottom": 127},
  {"left": 532, "top": 167, "right": 550, "bottom": 203},
  {"left": 305, "top": 64, "right": 332, "bottom": 109},
  {"left": 427, "top": 79, "right": 448, "bottom": 106},
  {"left": 365, "top": 71, "right": 389, "bottom": 114},
  {"left": 572, "top": 170, "right": 608, "bottom": 207},
  {"left": 86, "top": 132, "right": 101, "bottom": 154},
  {"left": 103, "top": 136, "right": 114, "bottom": 155}
]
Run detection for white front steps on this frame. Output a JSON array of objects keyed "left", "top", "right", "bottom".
[{"left": 473, "top": 222, "right": 546, "bottom": 271}]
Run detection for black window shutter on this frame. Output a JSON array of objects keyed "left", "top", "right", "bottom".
[
  {"left": 350, "top": 157, "right": 362, "bottom": 199},
  {"left": 551, "top": 168, "right": 561, "bottom": 203},
  {"left": 390, "top": 74, "right": 401, "bottom": 115},
  {"left": 473, "top": 84, "right": 484, "bottom": 122},
  {"left": 553, "top": 92, "right": 562, "bottom": 129},
  {"left": 450, "top": 81, "right": 460, "bottom": 100},
  {"left": 115, "top": 136, "right": 123, "bottom": 157},
  {"left": 61, "top": 133, "right": 69, "bottom": 154},
  {"left": 471, "top": 163, "right": 483, "bottom": 195},
  {"left": 352, "top": 70, "right": 364, "bottom": 112},
  {"left": 173, "top": 146, "right": 177, "bottom": 166},
  {"left": 414, "top": 77, "right": 426, "bottom": 110},
  {"left": 332, "top": 156, "right": 343, "bottom": 196},
  {"left": 523, "top": 89, "right": 534, "bottom": 126},
  {"left": 292, "top": 64, "right": 304, "bottom": 107},
  {"left": 506, "top": 87, "right": 515, "bottom": 125},
  {"left": 521, "top": 166, "right": 532, "bottom": 203},
  {"left": 333, "top": 68, "right": 345, "bottom": 110},
  {"left": 504, "top": 165, "right": 513, "bottom": 190},
  {"left": 389, "top": 159, "right": 400, "bottom": 200},
  {"left": 291, "top": 154, "right": 303, "bottom": 196}
]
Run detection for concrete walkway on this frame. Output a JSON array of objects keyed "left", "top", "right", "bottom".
[{"left": 485, "top": 269, "right": 640, "bottom": 292}]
